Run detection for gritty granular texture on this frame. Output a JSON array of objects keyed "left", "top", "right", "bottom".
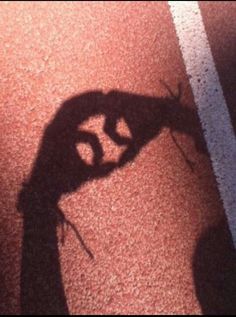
[{"left": 0, "top": 1, "right": 233, "bottom": 315}]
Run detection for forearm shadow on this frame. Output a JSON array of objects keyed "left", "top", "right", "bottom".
[{"left": 19, "top": 196, "right": 69, "bottom": 315}]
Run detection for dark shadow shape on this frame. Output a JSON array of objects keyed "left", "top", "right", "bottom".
[
  {"left": 17, "top": 87, "right": 207, "bottom": 315},
  {"left": 193, "top": 219, "right": 236, "bottom": 315}
]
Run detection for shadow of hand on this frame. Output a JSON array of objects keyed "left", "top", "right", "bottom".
[{"left": 17, "top": 86, "right": 208, "bottom": 316}]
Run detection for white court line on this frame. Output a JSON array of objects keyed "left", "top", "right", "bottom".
[{"left": 168, "top": 1, "right": 236, "bottom": 247}]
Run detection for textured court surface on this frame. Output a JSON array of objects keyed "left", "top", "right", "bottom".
[{"left": 0, "top": 1, "right": 235, "bottom": 315}]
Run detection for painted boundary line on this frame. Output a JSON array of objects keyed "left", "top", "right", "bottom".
[{"left": 168, "top": 1, "right": 236, "bottom": 247}]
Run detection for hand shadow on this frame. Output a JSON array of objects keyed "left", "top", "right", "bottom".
[{"left": 17, "top": 85, "right": 207, "bottom": 315}]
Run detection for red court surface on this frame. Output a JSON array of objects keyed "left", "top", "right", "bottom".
[{"left": 0, "top": 1, "right": 235, "bottom": 315}]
